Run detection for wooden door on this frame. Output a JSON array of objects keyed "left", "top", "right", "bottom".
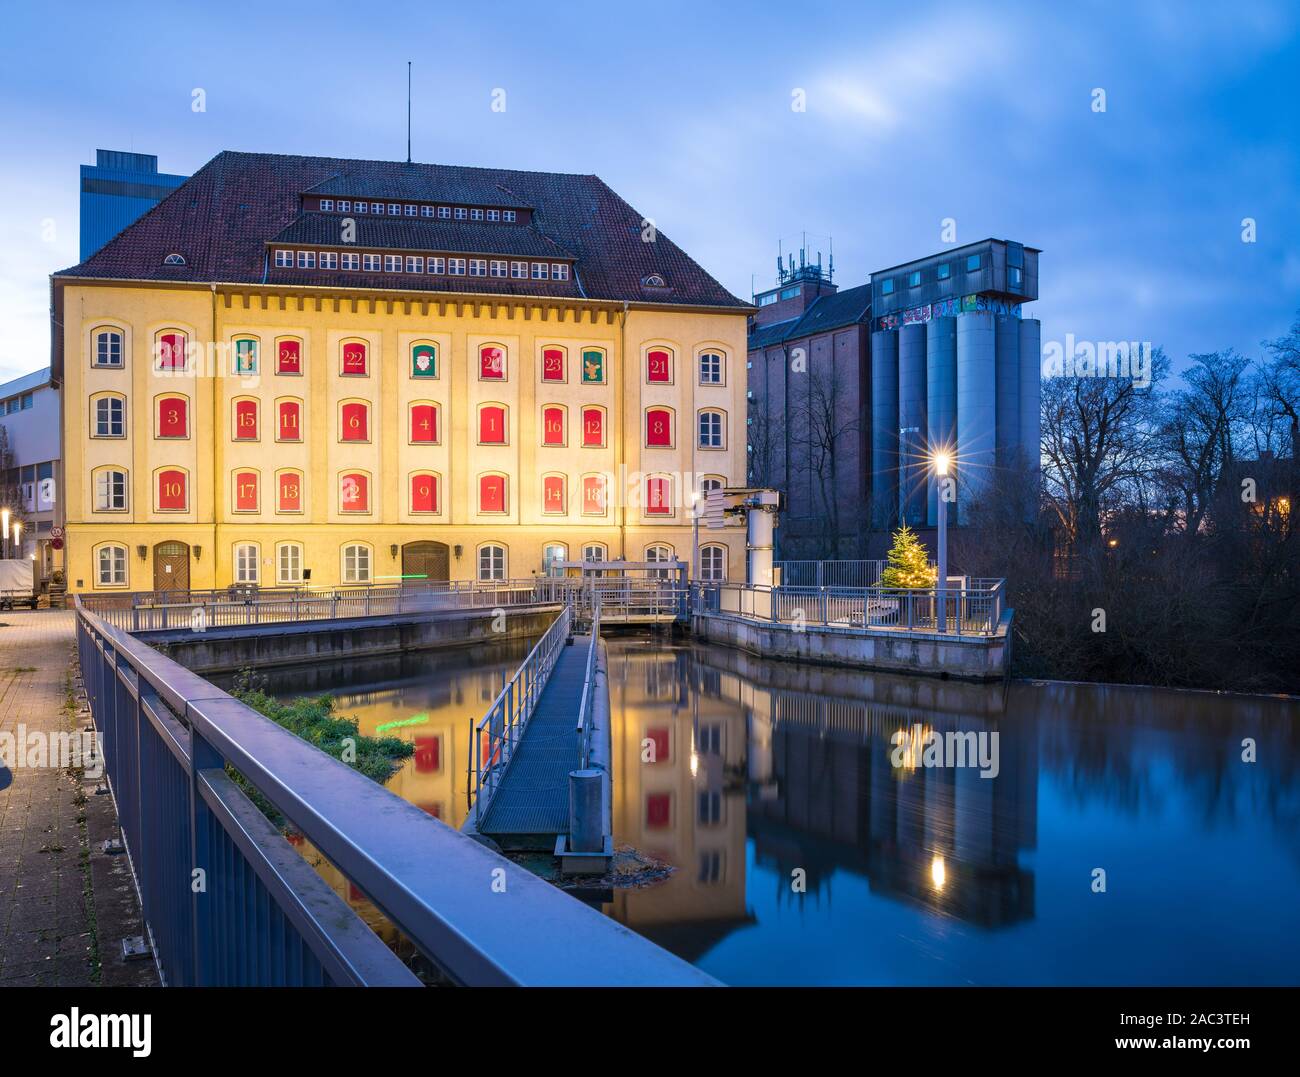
[
  {"left": 153, "top": 541, "right": 190, "bottom": 593},
  {"left": 401, "top": 541, "right": 450, "bottom": 584}
]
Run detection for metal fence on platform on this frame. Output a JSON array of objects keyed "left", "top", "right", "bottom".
[{"left": 74, "top": 597, "right": 713, "bottom": 986}]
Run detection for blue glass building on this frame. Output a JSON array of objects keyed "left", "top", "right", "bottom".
[{"left": 79, "top": 149, "right": 188, "bottom": 260}]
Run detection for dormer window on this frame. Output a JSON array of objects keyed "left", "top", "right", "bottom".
[
  {"left": 320, "top": 199, "right": 334, "bottom": 211},
  {"left": 454, "top": 207, "right": 467, "bottom": 220},
  {"left": 438, "top": 206, "right": 451, "bottom": 219},
  {"left": 471, "top": 208, "right": 484, "bottom": 220},
  {"left": 642, "top": 273, "right": 667, "bottom": 288},
  {"left": 163, "top": 253, "right": 186, "bottom": 266},
  {"left": 503, "top": 210, "right": 516, "bottom": 222}
]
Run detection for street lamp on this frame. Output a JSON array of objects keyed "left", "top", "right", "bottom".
[
  {"left": 933, "top": 450, "right": 951, "bottom": 632},
  {"left": 1, "top": 507, "right": 9, "bottom": 558}
]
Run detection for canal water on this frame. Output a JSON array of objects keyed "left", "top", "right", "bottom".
[{"left": 257, "top": 635, "right": 1300, "bottom": 986}]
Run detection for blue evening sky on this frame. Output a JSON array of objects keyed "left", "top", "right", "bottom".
[{"left": 0, "top": 0, "right": 1297, "bottom": 384}]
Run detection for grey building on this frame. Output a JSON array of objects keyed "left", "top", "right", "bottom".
[
  {"left": 0, "top": 367, "right": 60, "bottom": 580},
  {"left": 80, "top": 149, "right": 188, "bottom": 260},
  {"left": 748, "top": 238, "right": 1041, "bottom": 557}
]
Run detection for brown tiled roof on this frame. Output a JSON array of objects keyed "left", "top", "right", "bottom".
[{"left": 55, "top": 150, "right": 749, "bottom": 309}]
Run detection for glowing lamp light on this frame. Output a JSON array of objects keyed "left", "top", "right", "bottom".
[
  {"left": 930, "top": 855, "right": 947, "bottom": 890},
  {"left": 933, "top": 451, "right": 951, "bottom": 477}
]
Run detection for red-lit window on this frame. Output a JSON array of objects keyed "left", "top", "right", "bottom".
[
  {"left": 341, "top": 341, "right": 367, "bottom": 376},
  {"left": 646, "top": 408, "right": 673, "bottom": 447},
  {"left": 410, "top": 473, "right": 439, "bottom": 514},
  {"left": 479, "top": 345, "right": 506, "bottom": 380},
  {"left": 646, "top": 348, "right": 672, "bottom": 383},
  {"left": 413, "top": 736, "right": 441, "bottom": 773},
  {"left": 646, "top": 727, "right": 670, "bottom": 763},
  {"left": 479, "top": 474, "right": 507, "bottom": 513},
  {"left": 582, "top": 407, "right": 604, "bottom": 448},
  {"left": 341, "top": 401, "right": 368, "bottom": 441},
  {"left": 646, "top": 476, "right": 672, "bottom": 515},
  {"left": 156, "top": 469, "right": 187, "bottom": 512},
  {"left": 340, "top": 472, "right": 369, "bottom": 512},
  {"left": 277, "top": 472, "right": 302, "bottom": 513},
  {"left": 233, "top": 399, "right": 259, "bottom": 441},
  {"left": 157, "top": 331, "right": 187, "bottom": 371},
  {"left": 646, "top": 792, "right": 671, "bottom": 828},
  {"left": 277, "top": 338, "right": 302, "bottom": 375},
  {"left": 541, "top": 347, "right": 565, "bottom": 382},
  {"left": 277, "top": 400, "right": 302, "bottom": 442},
  {"left": 582, "top": 475, "right": 607, "bottom": 516},
  {"left": 410, "top": 403, "right": 439, "bottom": 443},
  {"left": 157, "top": 396, "right": 187, "bottom": 438},
  {"left": 542, "top": 475, "right": 566, "bottom": 514},
  {"left": 542, "top": 405, "right": 565, "bottom": 446},
  {"left": 478, "top": 405, "right": 506, "bottom": 444},
  {"left": 234, "top": 470, "right": 259, "bottom": 513}
]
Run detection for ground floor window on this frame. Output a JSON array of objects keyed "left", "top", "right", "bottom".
[
  {"left": 542, "top": 543, "right": 567, "bottom": 576},
  {"left": 277, "top": 542, "right": 303, "bottom": 585},
  {"left": 646, "top": 543, "right": 674, "bottom": 579},
  {"left": 700, "top": 544, "right": 726, "bottom": 581},
  {"left": 478, "top": 544, "right": 506, "bottom": 580},
  {"left": 234, "top": 543, "right": 259, "bottom": 584},
  {"left": 343, "top": 543, "right": 372, "bottom": 584},
  {"left": 96, "top": 544, "right": 127, "bottom": 587}
]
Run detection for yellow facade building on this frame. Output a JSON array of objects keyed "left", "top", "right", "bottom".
[{"left": 53, "top": 152, "right": 751, "bottom": 592}]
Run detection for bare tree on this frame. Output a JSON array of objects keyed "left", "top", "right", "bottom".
[{"left": 789, "top": 359, "right": 860, "bottom": 559}]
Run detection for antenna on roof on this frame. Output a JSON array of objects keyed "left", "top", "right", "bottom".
[{"left": 406, "top": 61, "right": 412, "bottom": 164}]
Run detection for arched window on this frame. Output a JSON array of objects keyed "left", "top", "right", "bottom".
[
  {"left": 91, "top": 394, "right": 125, "bottom": 438},
  {"left": 479, "top": 473, "right": 508, "bottom": 514},
  {"left": 234, "top": 543, "right": 260, "bottom": 584},
  {"left": 646, "top": 544, "right": 674, "bottom": 579},
  {"left": 233, "top": 469, "right": 260, "bottom": 513},
  {"left": 478, "top": 403, "right": 507, "bottom": 444},
  {"left": 276, "top": 470, "right": 303, "bottom": 513},
  {"left": 582, "top": 543, "right": 607, "bottom": 577},
  {"left": 581, "top": 474, "right": 608, "bottom": 516},
  {"left": 342, "top": 543, "right": 372, "bottom": 584},
  {"left": 645, "top": 474, "right": 673, "bottom": 516},
  {"left": 341, "top": 340, "right": 368, "bottom": 376},
  {"left": 276, "top": 337, "right": 303, "bottom": 375},
  {"left": 156, "top": 394, "right": 188, "bottom": 438},
  {"left": 277, "top": 398, "right": 303, "bottom": 442},
  {"left": 477, "top": 543, "right": 506, "bottom": 581},
  {"left": 233, "top": 337, "right": 259, "bottom": 375},
  {"left": 232, "top": 398, "right": 259, "bottom": 441},
  {"left": 277, "top": 542, "right": 304, "bottom": 584},
  {"left": 479, "top": 344, "right": 507, "bottom": 381},
  {"left": 698, "top": 409, "right": 726, "bottom": 449},
  {"left": 93, "top": 467, "right": 128, "bottom": 512},
  {"left": 156, "top": 468, "right": 188, "bottom": 512},
  {"left": 340, "top": 472, "right": 369, "bottom": 513},
  {"left": 410, "top": 472, "right": 440, "bottom": 514},
  {"left": 698, "top": 349, "right": 725, "bottom": 386},
  {"left": 542, "top": 543, "right": 568, "bottom": 577},
  {"left": 541, "top": 404, "right": 566, "bottom": 446},
  {"left": 95, "top": 543, "right": 128, "bottom": 587},
  {"left": 340, "top": 400, "right": 369, "bottom": 442},
  {"left": 410, "top": 340, "right": 438, "bottom": 379},
  {"left": 581, "top": 406, "right": 605, "bottom": 448},
  {"left": 541, "top": 346, "right": 566, "bottom": 383},
  {"left": 700, "top": 544, "right": 727, "bottom": 581},
  {"left": 645, "top": 407, "right": 674, "bottom": 448},
  {"left": 646, "top": 347, "right": 673, "bottom": 384},
  {"left": 410, "top": 402, "right": 440, "bottom": 444},
  {"left": 92, "top": 328, "right": 124, "bottom": 368},
  {"left": 541, "top": 474, "right": 567, "bottom": 515},
  {"left": 155, "top": 329, "right": 188, "bottom": 372}
]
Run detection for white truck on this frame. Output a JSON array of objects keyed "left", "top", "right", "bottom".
[{"left": 0, "top": 559, "right": 37, "bottom": 610}]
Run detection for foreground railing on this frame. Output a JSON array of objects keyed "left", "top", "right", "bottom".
[
  {"left": 75, "top": 597, "right": 712, "bottom": 986},
  {"left": 471, "top": 605, "right": 574, "bottom": 826},
  {"left": 693, "top": 580, "right": 1006, "bottom": 636},
  {"left": 576, "top": 601, "right": 602, "bottom": 769}
]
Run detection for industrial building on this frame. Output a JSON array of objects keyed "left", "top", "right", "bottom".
[
  {"left": 747, "top": 238, "right": 1041, "bottom": 555},
  {"left": 79, "top": 149, "right": 188, "bottom": 260}
]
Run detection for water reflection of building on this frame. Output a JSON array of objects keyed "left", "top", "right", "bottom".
[{"left": 606, "top": 639, "right": 1039, "bottom": 954}]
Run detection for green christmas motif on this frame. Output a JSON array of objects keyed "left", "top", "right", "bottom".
[
  {"left": 412, "top": 343, "right": 437, "bottom": 378},
  {"left": 880, "top": 525, "right": 937, "bottom": 589},
  {"left": 234, "top": 338, "right": 258, "bottom": 374},
  {"left": 582, "top": 349, "right": 604, "bottom": 383}
]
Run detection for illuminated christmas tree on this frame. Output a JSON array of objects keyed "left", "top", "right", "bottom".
[{"left": 880, "top": 525, "right": 937, "bottom": 589}]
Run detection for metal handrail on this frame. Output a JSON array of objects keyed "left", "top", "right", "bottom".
[
  {"left": 576, "top": 599, "right": 602, "bottom": 768},
  {"left": 470, "top": 604, "right": 574, "bottom": 826},
  {"left": 73, "top": 596, "right": 710, "bottom": 986}
]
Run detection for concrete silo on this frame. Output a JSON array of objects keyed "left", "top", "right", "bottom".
[
  {"left": 956, "top": 311, "right": 996, "bottom": 523},
  {"left": 871, "top": 329, "right": 899, "bottom": 528},
  {"left": 898, "top": 323, "right": 928, "bottom": 527},
  {"left": 926, "top": 316, "right": 957, "bottom": 526}
]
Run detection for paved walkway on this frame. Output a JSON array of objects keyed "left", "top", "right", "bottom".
[{"left": 0, "top": 610, "right": 157, "bottom": 986}]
